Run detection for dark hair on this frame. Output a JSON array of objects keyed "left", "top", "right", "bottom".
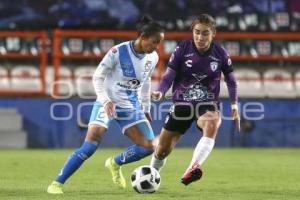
[
  {"left": 137, "top": 15, "right": 165, "bottom": 37},
  {"left": 191, "top": 14, "right": 216, "bottom": 31}
]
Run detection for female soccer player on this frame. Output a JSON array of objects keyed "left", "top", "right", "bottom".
[
  {"left": 47, "top": 16, "right": 164, "bottom": 194},
  {"left": 150, "top": 14, "right": 240, "bottom": 185}
]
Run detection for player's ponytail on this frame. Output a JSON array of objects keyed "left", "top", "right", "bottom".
[
  {"left": 139, "top": 15, "right": 153, "bottom": 26},
  {"left": 137, "top": 15, "right": 164, "bottom": 37}
]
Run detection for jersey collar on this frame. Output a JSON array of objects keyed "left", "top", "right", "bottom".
[{"left": 129, "top": 41, "right": 145, "bottom": 59}]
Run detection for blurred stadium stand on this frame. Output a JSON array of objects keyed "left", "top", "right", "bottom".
[{"left": 0, "top": 0, "right": 299, "bottom": 148}]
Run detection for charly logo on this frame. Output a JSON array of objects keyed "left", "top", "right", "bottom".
[
  {"left": 210, "top": 61, "right": 218, "bottom": 71},
  {"left": 185, "top": 59, "right": 193, "bottom": 67},
  {"left": 117, "top": 79, "right": 141, "bottom": 90}
]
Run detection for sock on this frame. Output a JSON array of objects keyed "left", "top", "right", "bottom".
[
  {"left": 114, "top": 144, "right": 153, "bottom": 165},
  {"left": 55, "top": 141, "right": 98, "bottom": 184},
  {"left": 150, "top": 152, "right": 166, "bottom": 172},
  {"left": 189, "top": 136, "right": 215, "bottom": 168}
]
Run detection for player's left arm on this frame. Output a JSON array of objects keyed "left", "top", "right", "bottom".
[
  {"left": 221, "top": 52, "right": 240, "bottom": 132},
  {"left": 140, "top": 54, "right": 159, "bottom": 122},
  {"left": 140, "top": 76, "right": 152, "bottom": 122}
]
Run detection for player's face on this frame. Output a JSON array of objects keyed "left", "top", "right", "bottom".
[
  {"left": 192, "top": 23, "right": 215, "bottom": 53},
  {"left": 141, "top": 32, "right": 164, "bottom": 53}
]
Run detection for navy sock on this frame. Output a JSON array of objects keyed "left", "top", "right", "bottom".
[
  {"left": 114, "top": 144, "right": 153, "bottom": 165},
  {"left": 55, "top": 141, "right": 98, "bottom": 184}
]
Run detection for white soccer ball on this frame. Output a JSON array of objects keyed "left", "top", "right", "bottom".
[{"left": 131, "top": 165, "right": 161, "bottom": 193}]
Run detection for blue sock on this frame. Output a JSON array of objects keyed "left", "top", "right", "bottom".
[
  {"left": 55, "top": 141, "right": 98, "bottom": 184},
  {"left": 114, "top": 144, "right": 153, "bottom": 165}
]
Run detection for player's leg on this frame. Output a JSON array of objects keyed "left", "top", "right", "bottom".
[
  {"left": 105, "top": 108, "right": 154, "bottom": 188},
  {"left": 151, "top": 104, "right": 192, "bottom": 172},
  {"left": 47, "top": 125, "right": 106, "bottom": 194},
  {"left": 118, "top": 121, "right": 156, "bottom": 163},
  {"left": 190, "top": 111, "right": 221, "bottom": 167},
  {"left": 150, "top": 128, "right": 181, "bottom": 171},
  {"left": 181, "top": 105, "right": 221, "bottom": 185},
  {"left": 47, "top": 102, "right": 109, "bottom": 194}
]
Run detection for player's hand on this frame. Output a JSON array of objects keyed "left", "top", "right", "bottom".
[
  {"left": 151, "top": 91, "right": 163, "bottom": 101},
  {"left": 145, "top": 112, "right": 153, "bottom": 122},
  {"left": 231, "top": 107, "right": 240, "bottom": 133},
  {"left": 104, "top": 102, "right": 116, "bottom": 119}
]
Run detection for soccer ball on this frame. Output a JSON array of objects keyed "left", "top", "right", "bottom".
[{"left": 131, "top": 165, "right": 161, "bottom": 193}]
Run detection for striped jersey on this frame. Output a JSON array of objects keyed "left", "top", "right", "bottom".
[{"left": 93, "top": 41, "right": 159, "bottom": 111}]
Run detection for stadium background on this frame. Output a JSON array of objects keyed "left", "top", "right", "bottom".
[
  {"left": 0, "top": 0, "right": 299, "bottom": 148},
  {"left": 0, "top": 1, "right": 300, "bottom": 199}
]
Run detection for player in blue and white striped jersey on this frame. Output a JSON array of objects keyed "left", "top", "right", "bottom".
[{"left": 47, "top": 16, "right": 164, "bottom": 194}]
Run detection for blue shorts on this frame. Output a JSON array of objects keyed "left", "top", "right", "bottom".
[{"left": 89, "top": 102, "right": 154, "bottom": 140}]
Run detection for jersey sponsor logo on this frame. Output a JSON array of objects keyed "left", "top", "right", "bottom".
[
  {"left": 185, "top": 59, "right": 193, "bottom": 67},
  {"left": 209, "top": 55, "right": 220, "bottom": 61},
  {"left": 184, "top": 53, "right": 194, "bottom": 58},
  {"left": 210, "top": 61, "right": 218, "bottom": 71},
  {"left": 192, "top": 74, "right": 207, "bottom": 81},
  {"left": 117, "top": 79, "right": 141, "bottom": 90},
  {"left": 183, "top": 84, "right": 208, "bottom": 101}
]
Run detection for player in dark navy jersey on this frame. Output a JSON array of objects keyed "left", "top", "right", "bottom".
[{"left": 150, "top": 14, "right": 240, "bottom": 185}]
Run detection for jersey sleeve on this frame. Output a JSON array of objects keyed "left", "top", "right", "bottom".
[
  {"left": 140, "top": 52, "right": 159, "bottom": 113},
  {"left": 166, "top": 44, "right": 183, "bottom": 72},
  {"left": 220, "top": 48, "right": 238, "bottom": 103},
  {"left": 220, "top": 48, "right": 234, "bottom": 75},
  {"left": 93, "top": 47, "right": 118, "bottom": 105}
]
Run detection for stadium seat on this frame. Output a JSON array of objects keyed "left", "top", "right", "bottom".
[
  {"left": 224, "top": 41, "right": 241, "bottom": 56},
  {"left": 11, "top": 65, "right": 41, "bottom": 92},
  {"left": 164, "top": 40, "right": 177, "bottom": 54},
  {"left": 235, "top": 68, "right": 265, "bottom": 98},
  {"left": 74, "top": 66, "right": 96, "bottom": 98},
  {"left": 0, "top": 66, "right": 10, "bottom": 90},
  {"left": 46, "top": 66, "right": 74, "bottom": 97},
  {"left": 294, "top": 71, "right": 300, "bottom": 97},
  {"left": 263, "top": 69, "right": 297, "bottom": 98}
]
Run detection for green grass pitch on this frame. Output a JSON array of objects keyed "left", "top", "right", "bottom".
[{"left": 0, "top": 148, "right": 299, "bottom": 200}]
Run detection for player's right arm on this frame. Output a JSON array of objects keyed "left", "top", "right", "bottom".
[
  {"left": 151, "top": 45, "right": 182, "bottom": 101},
  {"left": 93, "top": 48, "right": 117, "bottom": 118}
]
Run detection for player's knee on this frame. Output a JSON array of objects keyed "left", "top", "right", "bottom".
[{"left": 86, "top": 125, "right": 106, "bottom": 143}]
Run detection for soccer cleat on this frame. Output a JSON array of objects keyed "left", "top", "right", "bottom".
[
  {"left": 105, "top": 157, "right": 126, "bottom": 189},
  {"left": 47, "top": 181, "right": 63, "bottom": 194},
  {"left": 181, "top": 164, "right": 203, "bottom": 186}
]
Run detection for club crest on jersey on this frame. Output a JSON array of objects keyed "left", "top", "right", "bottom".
[
  {"left": 210, "top": 61, "right": 218, "bottom": 71},
  {"left": 144, "top": 61, "right": 152, "bottom": 72}
]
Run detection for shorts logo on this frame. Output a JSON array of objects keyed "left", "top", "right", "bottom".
[{"left": 210, "top": 61, "right": 218, "bottom": 71}]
